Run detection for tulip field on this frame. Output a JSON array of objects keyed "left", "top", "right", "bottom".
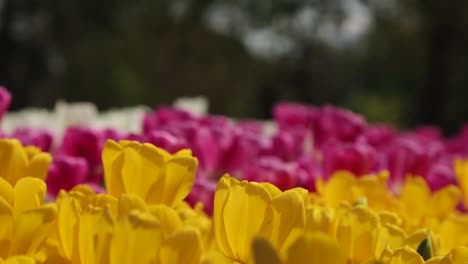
[{"left": 1, "top": 86, "right": 468, "bottom": 264}]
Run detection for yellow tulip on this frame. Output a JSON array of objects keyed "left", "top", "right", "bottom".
[
  {"left": 0, "top": 139, "right": 51, "bottom": 185},
  {"left": 316, "top": 171, "right": 355, "bottom": 208},
  {"left": 399, "top": 177, "right": 431, "bottom": 227},
  {"left": 53, "top": 182, "right": 209, "bottom": 264},
  {"left": 284, "top": 232, "right": 345, "bottom": 264},
  {"left": 455, "top": 159, "right": 468, "bottom": 209},
  {"left": 437, "top": 214, "right": 468, "bottom": 255},
  {"left": 214, "top": 175, "right": 273, "bottom": 262},
  {"left": 352, "top": 171, "right": 397, "bottom": 211},
  {"left": 249, "top": 232, "right": 345, "bottom": 264},
  {"left": 0, "top": 176, "right": 52, "bottom": 259},
  {"left": 102, "top": 140, "right": 198, "bottom": 206},
  {"left": 160, "top": 227, "right": 202, "bottom": 264},
  {"left": 0, "top": 255, "right": 36, "bottom": 264},
  {"left": 386, "top": 247, "right": 425, "bottom": 264},
  {"left": 335, "top": 205, "right": 379, "bottom": 263},
  {"left": 214, "top": 175, "right": 306, "bottom": 263}
]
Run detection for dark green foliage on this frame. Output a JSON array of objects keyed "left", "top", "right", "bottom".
[{"left": 1, "top": 0, "right": 468, "bottom": 133}]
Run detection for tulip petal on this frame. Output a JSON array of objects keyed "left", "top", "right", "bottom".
[
  {"left": 430, "top": 185, "right": 461, "bottom": 218},
  {"left": 13, "top": 178, "right": 46, "bottom": 217},
  {"left": 9, "top": 204, "right": 57, "bottom": 256},
  {"left": 0, "top": 178, "right": 14, "bottom": 207},
  {"left": 1, "top": 256, "right": 35, "bottom": 264},
  {"left": 223, "top": 180, "right": 272, "bottom": 262},
  {"left": 375, "top": 224, "right": 407, "bottom": 259},
  {"left": 305, "top": 205, "right": 332, "bottom": 234},
  {"left": 148, "top": 204, "right": 183, "bottom": 237},
  {"left": 25, "top": 153, "right": 52, "bottom": 180},
  {"left": 336, "top": 206, "right": 379, "bottom": 262},
  {"left": 0, "top": 140, "right": 28, "bottom": 185},
  {"left": 214, "top": 175, "right": 236, "bottom": 259},
  {"left": 285, "top": 232, "right": 345, "bottom": 264},
  {"left": 102, "top": 140, "right": 125, "bottom": 197},
  {"left": 451, "top": 247, "right": 468, "bottom": 264},
  {"left": 455, "top": 159, "right": 468, "bottom": 208},
  {"left": 317, "top": 171, "right": 355, "bottom": 208},
  {"left": 110, "top": 211, "right": 161, "bottom": 264},
  {"left": 389, "top": 247, "right": 424, "bottom": 264},
  {"left": 250, "top": 237, "right": 281, "bottom": 264},
  {"left": 56, "top": 194, "right": 81, "bottom": 259},
  {"left": 399, "top": 177, "right": 431, "bottom": 225},
  {"left": 117, "top": 194, "right": 147, "bottom": 220},
  {"left": 120, "top": 146, "right": 143, "bottom": 196},
  {"left": 262, "top": 189, "right": 305, "bottom": 252},
  {"left": 160, "top": 227, "right": 202, "bottom": 264},
  {"left": 438, "top": 215, "right": 468, "bottom": 255},
  {"left": 161, "top": 156, "right": 197, "bottom": 206}
]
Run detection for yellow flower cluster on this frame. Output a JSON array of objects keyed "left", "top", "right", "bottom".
[
  {"left": 1, "top": 138, "right": 468, "bottom": 264},
  {"left": 214, "top": 171, "right": 468, "bottom": 264}
]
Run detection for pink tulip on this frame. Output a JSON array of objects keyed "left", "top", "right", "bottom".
[
  {"left": 47, "top": 155, "right": 89, "bottom": 197},
  {"left": 10, "top": 128, "right": 54, "bottom": 151}
]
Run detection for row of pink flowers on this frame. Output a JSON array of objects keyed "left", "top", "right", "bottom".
[{"left": 1, "top": 87, "right": 468, "bottom": 214}]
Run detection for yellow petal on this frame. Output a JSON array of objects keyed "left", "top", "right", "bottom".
[
  {"left": 0, "top": 196, "right": 13, "bottom": 256},
  {"left": 231, "top": 181, "right": 273, "bottom": 262},
  {"left": 117, "top": 194, "right": 147, "bottom": 220},
  {"left": 155, "top": 156, "right": 198, "bottom": 206},
  {"left": 335, "top": 206, "right": 379, "bottom": 262},
  {"left": 406, "top": 230, "right": 430, "bottom": 252},
  {"left": 430, "top": 185, "right": 461, "bottom": 218},
  {"left": 2, "top": 256, "right": 36, "bottom": 264},
  {"left": 261, "top": 190, "right": 305, "bottom": 252},
  {"left": 353, "top": 172, "right": 396, "bottom": 210},
  {"left": 455, "top": 159, "right": 468, "bottom": 208},
  {"left": 425, "top": 256, "right": 445, "bottom": 264},
  {"left": 379, "top": 212, "right": 403, "bottom": 227},
  {"left": 216, "top": 175, "right": 272, "bottom": 262},
  {"left": 174, "top": 149, "right": 192, "bottom": 157},
  {"left": 305, "top": 205, "right": 332, "bottom": 234},
  {"left": 438, "top": 215, "right": 468, "bottom": 255},
  {"left": 290, "top": 187, "right": 309, "bottom": 204},
  {"left": 120, "top": 144, "right": 165, "bottom": 198},
  {"left": 102, "top": 140, "right": 125, "bottom": 197},
  {"left": 375, "top": 224, "right": 407, "bottom": 259},
  {"left": 250, "top": 236, "right": 281, "bottom": 264},
  {"left": 201, "top": 250, "right": 237, "bottom": 264},
  {"left": 148, "top": 204, "right": 183, "bottom": 237},
  {"left": 285, "top": 232, "right": 345, "bottom": 264},
  {"left": 450, "top": 247, "right": 468, "bottom": 264},
  {"left": 399, "top": 177, "right": 430, "bottom": 225},
  {"left": 160, "top": 227, "right": 202, "bottom": 264},
  {"left": 25, "top": 153, "right": 52, "bottom": 180},
  {"left": 214, "top": 175, "right": 236, "bottom": 260},
  {"left": 93, "top": 206, "right": 115, "bottom": 264},
  {"left": 78, "top": 211, "right": 102, "bottom": 264},
  {"left": 9, "top": 204, "right": 57, "bottom": 256},
  {"left": 0, "top": 178, "right": 14, "bottom": 248},
  {"left": 318, "top": 171, "right": 355, "bottom": 208},
  {"left": 110, "top": 210, "right": 162, "bottom": 264},
  {"left": 0, "top": 139, "right": 28, "bottom": 185},
  {"left": 261, "top": 183, "right": 282, "bottom": 198},
  {"left": 13, "top": 177, "right": 46, "bottom": 217},
  {"left": 56, "top": 194, "right": 81, "bottom": 259},
  {"left": 389, "top": 247, "right": 424, "bottom": 264},
  {"left": 0, "top": 178, "right": 14, "bottom": 206}
]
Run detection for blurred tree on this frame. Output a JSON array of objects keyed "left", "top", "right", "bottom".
[{"left": 1, "top": 0, "right": 468, "bottom": 133}]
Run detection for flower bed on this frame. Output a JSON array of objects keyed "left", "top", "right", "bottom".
[{"left": 0, "top": 87, "right": 467, "bottom": 263}]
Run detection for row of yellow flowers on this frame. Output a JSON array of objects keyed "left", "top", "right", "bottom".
[{"left": 2, "top": 138, "right": 468, "bottom": 263}]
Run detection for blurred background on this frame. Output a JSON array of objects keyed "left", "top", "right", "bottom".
[{"left": 1, "top": 0, "right": 468, "bottom": 134}]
